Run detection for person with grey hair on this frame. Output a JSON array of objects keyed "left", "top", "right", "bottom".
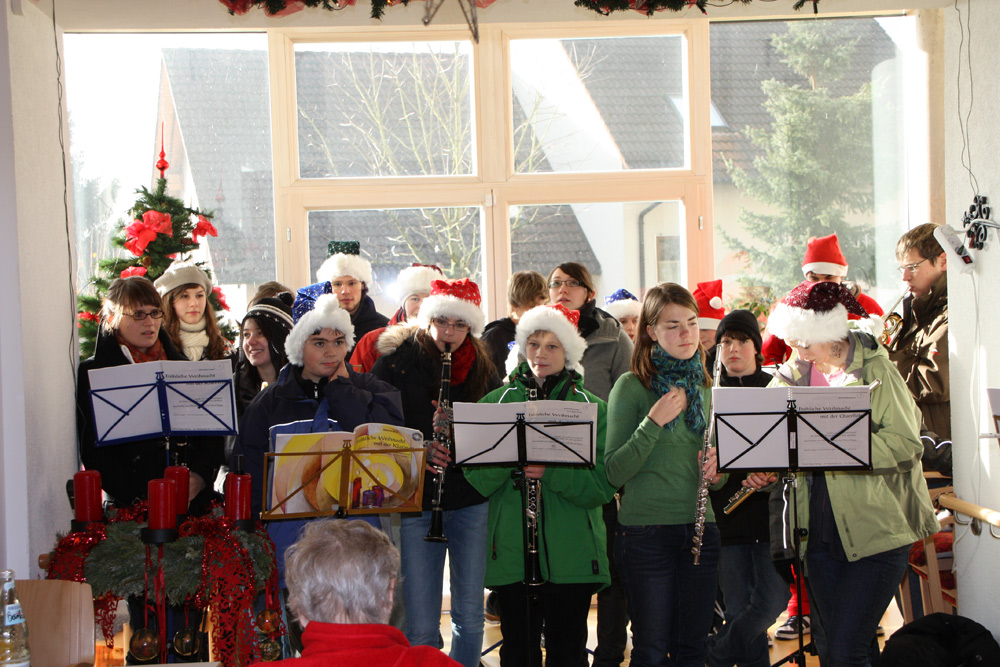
[{"left": 266, "top": 519, "right": 460, "bottom": 667}]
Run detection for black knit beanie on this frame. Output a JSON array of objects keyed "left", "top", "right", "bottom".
[{"left": 715, "top": 309, "right": 763, "bottom": 353}]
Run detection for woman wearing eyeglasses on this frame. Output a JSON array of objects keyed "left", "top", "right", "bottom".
[
  {"left": 371, "top": 278, "right": 499, "bottom": 667},
  {"left": 76, "top": 276, "right": 224, "bottom": 513}
]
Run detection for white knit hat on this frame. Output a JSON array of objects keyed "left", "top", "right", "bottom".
[
  {"left": 153, "top": 260, "right": 213, "bottom": 297},
  {"left": 416, "top": 278, "right": 487, "bottom": 337},
  {"left": 316, "top": 249, "right": 373, "bottom": 286},
  {"left": 394, "top": 264, "right": 443, "bottom": 307},
  {"left": 515, "top": 303, "right": 588, "bottom": 373},
  {"left": 285, "top": 293, "right": 355, "bottom": 366}
]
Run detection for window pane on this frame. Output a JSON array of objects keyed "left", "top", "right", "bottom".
[
  {"left": 510, "top": 200, "right": 684, "bottom": 300},
  {"left": 295, "top": 41, "right": 475, "bottom": 179},
  {"left": 65, "top": 33, "right": 275, "bottom": 314},
  {"left": 509, "top": 35, "right": 688, "bottom": 174},
  {"left": 308, "top": 207, "right": 483, "bottom": 314},
  {"left": 711, "top": 17, "right": 918, "bottom": 309}
]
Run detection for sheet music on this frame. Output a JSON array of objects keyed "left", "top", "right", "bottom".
[
  {"left": 791, "top": 386, "right": 872, "bottom": 468},
  {"left": 714, "top": 388, "right": 790, "bottom": 470},
  {"left": 88, "top": 363, "right": 163, "bottom": 443},
  {"left": 161, "top": 361, "right": 237, "bottom": 434}
]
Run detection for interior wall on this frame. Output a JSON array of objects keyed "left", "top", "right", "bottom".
[
  {"left": 4, "top": 0, "right": 77, "bottom": 576},
  {"left": 943, "top": 0, "right": 1000, "bottom": 638}
]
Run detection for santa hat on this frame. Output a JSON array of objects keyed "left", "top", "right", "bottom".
[
  {"left": 767, "top": 280, "right": 878, "bottom": 345},
  {"left": 515, "top": 303, "right": 588, "bottom": 373},
  {"left": 154, "top": 260, "right": 213, "bottom": 297},
  {"left": 603, "top": 288, "right": 641, "bottom": 322},
  {"left": 416, "top": 278, "right": 487, "bottom": 337},
  {"left": 801, "top": 233, "right": 848, "bottom": 278},
  {"left": 693, "top": 280, "right": 725, "bottom": 331},
  {"left": 316, "top": 240, "right": 373, "bottom": 286},
  {"left": 394, "top": 264, "right": 444, "bottom": 307},
  {"left": 285, "top": 293, "right": 355, "bottom": 366}
]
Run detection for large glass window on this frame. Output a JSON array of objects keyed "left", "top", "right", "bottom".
[
  {"left": 710, "top": 17, "right": 923, "bottom": 310},
  {"left": 65, "top": 33, "right": 274, "bottom": 315}
]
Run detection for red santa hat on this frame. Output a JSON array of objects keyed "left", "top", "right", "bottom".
[
  {"left": 416, "top": 278, "right": 487, "bottom": 337},
  {"left": 515, "top": 303, "right": 588, "bottom": 373},
  {"left": 801, "top": 233, "right": 848, "bottom": 278},
  {"left": 693, "top": 280, "right": 725, "bottom": 331},
  {"left": 767, "top": 280, "right": 880, "bottom": 344}
]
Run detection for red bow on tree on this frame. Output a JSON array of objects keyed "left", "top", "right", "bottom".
[
  {"left": 124, "top": 211, "right": 173, "bottom": 256},
  {"left": 121, "top": 266, "right": 148, "bottom": 278},
  {"left": 192, "top": 215, "right": 218, "bottom": 243}
]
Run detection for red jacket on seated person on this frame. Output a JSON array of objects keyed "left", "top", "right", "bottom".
[{"left": 260, "top": 623, "right": 461, "bottom": 667}]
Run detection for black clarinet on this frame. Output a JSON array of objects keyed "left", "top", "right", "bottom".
[
  {"left": 425, "top": 343, "right": 452, "bottom": 543},
  {"left": 524, "top": 386, "right": 543, "bottom": 586}
]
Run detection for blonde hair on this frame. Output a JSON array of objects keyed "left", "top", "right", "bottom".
[
  {"left": 630, "top": 282, "right": 708, "bottom": 389},
  {"left": 507, "top": 270, "right": 548, "bottom": 314},
  {"left": 101, "top": 277, "right": 162, "bottom": 333}
]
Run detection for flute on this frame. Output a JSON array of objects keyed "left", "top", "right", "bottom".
[{"left": 692, "top": 352, "right": 724, "bottom": 565}]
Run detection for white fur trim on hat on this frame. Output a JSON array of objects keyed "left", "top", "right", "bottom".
[
  {"left": 285, "top": 293, "right": 355, "bottom": 366},
  {"left": 515, "top": 305, "right": 588, "bottom": 373},
  {"left": 316, "top": 253, "right": 373, "bottom": 286},
  {"left": 153, "top": 260, "right": 213, "bottom": 297},
  {"left": 604, "top": 299, "right": 641, "bottom": 322},
  {"left": 767, "top": 302, "right": 849, "bottom": 345},
  {"left": 698, "top": 317, "right": 722, "bottom": 331},
  {"left": 416, "top": 294, "right": 487, "bottom": 337},
  {"left": 801, "top": 261, "right": 848, "bottom": 278},
  {"left": 394, "top": 266, "right": 441, "bottom": 307}
]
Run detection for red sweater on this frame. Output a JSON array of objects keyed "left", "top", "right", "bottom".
[
  {"left": 257, "top": 622, "right": 460, "bottom": 667},
  {"left": 350, "top": 309, "right": 404, "bottom": 373}
]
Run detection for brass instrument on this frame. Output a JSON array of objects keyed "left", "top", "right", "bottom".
[
  {"left": 425, "top": 343, "right": 452, "bottom": 543},
  {"left": 692, "top": 352, "right": 724, "bottom": 565},
  {"left": 880, "top": 289, "right": 909, "bottom": 346}
]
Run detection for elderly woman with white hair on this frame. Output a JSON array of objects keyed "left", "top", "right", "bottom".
[
  {"left": 466, "top": 303, "right": 616, "bottom": 667},
  {"left": 267, "top": 519, "right": 460, "bottom": 667}
]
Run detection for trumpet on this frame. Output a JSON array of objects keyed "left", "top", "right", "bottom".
[
  {"left": 692, "top": 351, "right": 724, "bottom": 565},
  {"left": 880, "top": 289, "right": 909, "bottom": 346},
  {"left": 425, "top": 343, "right": 452, "bottom": 543}
]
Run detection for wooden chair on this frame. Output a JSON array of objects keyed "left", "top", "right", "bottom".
[
  {"left": 898, "top": 484, "right": 957, "bottom": 623},
  {"left": 15, "top": 579, "right": 96, "bottom": 667}
]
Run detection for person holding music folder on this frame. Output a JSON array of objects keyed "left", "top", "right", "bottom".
[
  {"left": 705, "top": 310, "right": 790, "bottom": 667},
  {"left": 748, "top": 280, "right": 939, "bottom": 667},
  {"left": 232, "top": 293, "right": 403, "bottom": 608},
  {"left": 371, "top": 278, "right": 498, "bottom": 667},
  {"left": 604, "top": 282, "right": 726, "bottom": 667},
  {"left": 465, "top": 303, "right": 616, "bottom": 667}
]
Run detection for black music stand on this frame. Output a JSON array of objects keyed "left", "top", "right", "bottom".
[
  {"left": 455, "top": 400, "right": 596, "bottom": 667},
  {"left": 715, "top": 386, "right": 874, "bottom": 666}
]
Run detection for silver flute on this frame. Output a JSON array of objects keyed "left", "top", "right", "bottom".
[{"left": 692, "top": 352, "right": 724, "bottom": 565}]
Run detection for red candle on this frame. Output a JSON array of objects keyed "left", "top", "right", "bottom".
[
  {"left": 147, "top": 479, "right": 177, "bottom": 530},
  {"left": 74, "top": 470, "right": 103, "bottom": 523},
  {"left": 224, "top": 472, "right": 252, "bottom": 522},
  {"left": 164, "top": 466, "right": 190, "bottom": 516}
]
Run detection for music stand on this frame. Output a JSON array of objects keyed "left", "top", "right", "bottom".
[
  {"left": 454, "top": 399, "right": 597, "bottom": 667},
  {"left": 715, "top": 385, "right": 874, "bottom": 666}
]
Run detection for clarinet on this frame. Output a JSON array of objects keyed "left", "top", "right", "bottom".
[
  {"left": 524, "top": 386, "right": 543, "bottom": 586},
  {"left": 692, "top": 352, "right": 724, "bottom": 565},
  {"left": 425, "top": 343, "right": 452, "bottom": 543}
]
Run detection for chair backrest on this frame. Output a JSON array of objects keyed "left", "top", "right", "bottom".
[{"left": 15, "top": 579, "right": 96, "bottom": 667}]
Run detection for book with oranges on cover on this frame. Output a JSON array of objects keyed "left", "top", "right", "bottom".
[{"left": 262, "top": 423, "right": 427, "bottom": 519}]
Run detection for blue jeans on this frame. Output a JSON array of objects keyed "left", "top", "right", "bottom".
[
  {"left": 806, "top": 541, "right": 909, "bottom": 667},
  {"left": 707, "top": 542, "right": 790, "bottom": 667},
  {"left": 615, "top": 523, "right": 721, "bottom": 667},
  {"left": 400, "top": 504, "right": 488, "bottom": 667}
]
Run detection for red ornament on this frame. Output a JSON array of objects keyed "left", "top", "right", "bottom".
[
  {"left": 256, "top": 608, "right": 281, "bottom": 634},
  {"left": 156, "top": 122, "right": 170, "bottom": 178},
  {"left": 142, "top": 210, "right": 174, "bottom": 235},
  {"left": 212, "top": 286, "right": 230, "bottom": 312},
  {"left": 120, "top": 266, "right": 148, "bottom": 278},
  {"left": 124, "top": 220, "right": 158, "bottom": 257}
]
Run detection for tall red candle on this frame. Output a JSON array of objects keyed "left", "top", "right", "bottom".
[
  {"left": 74, "top": 470, "right": 103, "bottom": 523},
  {"left": 224, "top": 472, "right": 252, "bottom": 522},
  {"left": 164, "top": 466, "right": 190, "bottom": 516},
  {"left": 147, "top": 479, "right": 176, "bottom": 530}
]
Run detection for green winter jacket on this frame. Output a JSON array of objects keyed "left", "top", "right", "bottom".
[
  {"left": 769, "top": 329, "right": 940, "bottom": 562},
  {"left": 465, "top": 363, "right": 616, "bottom": 588}
]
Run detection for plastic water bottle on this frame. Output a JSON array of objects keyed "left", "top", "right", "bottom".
[{"left": 0, "top": 570, "right": 29, "bottom": 666}]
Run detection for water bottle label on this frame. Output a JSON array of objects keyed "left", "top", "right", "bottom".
[{"left": 4, "top": 601, "right": 24, "bottom": 625}]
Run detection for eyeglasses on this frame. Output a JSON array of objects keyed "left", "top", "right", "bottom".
[
  {"left": 548, "top": 279, "right": 583, "bottom": 289},
  {"left": 430, "top": 317, "right": 470, "bottom": 332},
  {"left": 897, "top": 258, "right": 929, "bottom": 275},
  {"left": 129, "top": 309, "right": 165, "bottom": 321}
]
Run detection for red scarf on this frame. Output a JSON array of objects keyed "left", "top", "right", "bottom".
[
  {"left": 450, "top": 337, "right": 476, "bottom": 385},
  {"left": 117, "top": 334, "right": 168, "bottom": 364}
]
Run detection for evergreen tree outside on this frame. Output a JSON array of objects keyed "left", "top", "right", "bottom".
[{"left": 721, "top": 22, "right": 877, "bottom": 298}]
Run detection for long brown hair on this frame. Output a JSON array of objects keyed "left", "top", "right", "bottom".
[
  {"left": 162, "top": 283, "right": 230, "bottom": 360},
  {"left": 630, "top": 282, "right": 709, "bottom": 389}
]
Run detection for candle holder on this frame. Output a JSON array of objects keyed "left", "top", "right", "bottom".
[
  {"left": 233, "top": 518, "right": 256, "bottom": 532},
  {"left": 70, "top": 519, "right": 104, "bottom": 533},
  {"left": 140, "top": 526, "right": 178, "bottom": 544}
]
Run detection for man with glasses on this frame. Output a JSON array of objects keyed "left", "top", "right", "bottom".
[{"left": 888, "top": 223, "right": 951, "bottom": 476}]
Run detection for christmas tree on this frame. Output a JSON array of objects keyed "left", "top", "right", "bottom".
[{"left": 77, "top": 158, "right": 236, "bottom": 359}]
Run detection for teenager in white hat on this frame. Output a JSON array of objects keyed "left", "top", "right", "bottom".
[
  {"left": 371, "top": 278, "right": 498, "bottom": 667},
  {"left": 154, "top": 260, "right": 231, "bottom": 361},
  {"left": 747, "top": 280, "right": 937, "bottom": 666},
  {"left": 467, "top": 303, "right": 615, "bottom": 666}
]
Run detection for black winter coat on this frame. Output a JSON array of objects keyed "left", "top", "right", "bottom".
[{"left": 350, "top": 295, "right": 390, "bottom": 350}]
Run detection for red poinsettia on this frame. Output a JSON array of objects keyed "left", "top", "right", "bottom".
[
  {"left": 192, "top": 215, "right": 218, "bottom": 243},
  {"left": 213, "top": 286, "right": 230, "bottom": 312},
  {"left": 142, "top": 210, "right": 174, "bottom": 234},
  {"left": 120, "top": 266, "right": 148, "bottom": 278}
]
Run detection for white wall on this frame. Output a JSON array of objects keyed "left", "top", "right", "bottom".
[
  {"left": 3, "top": 0, "right": 77, "bottom": 576},
  {"left": 943, "top": 0, "right": 1000, "bottom": 638}
]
